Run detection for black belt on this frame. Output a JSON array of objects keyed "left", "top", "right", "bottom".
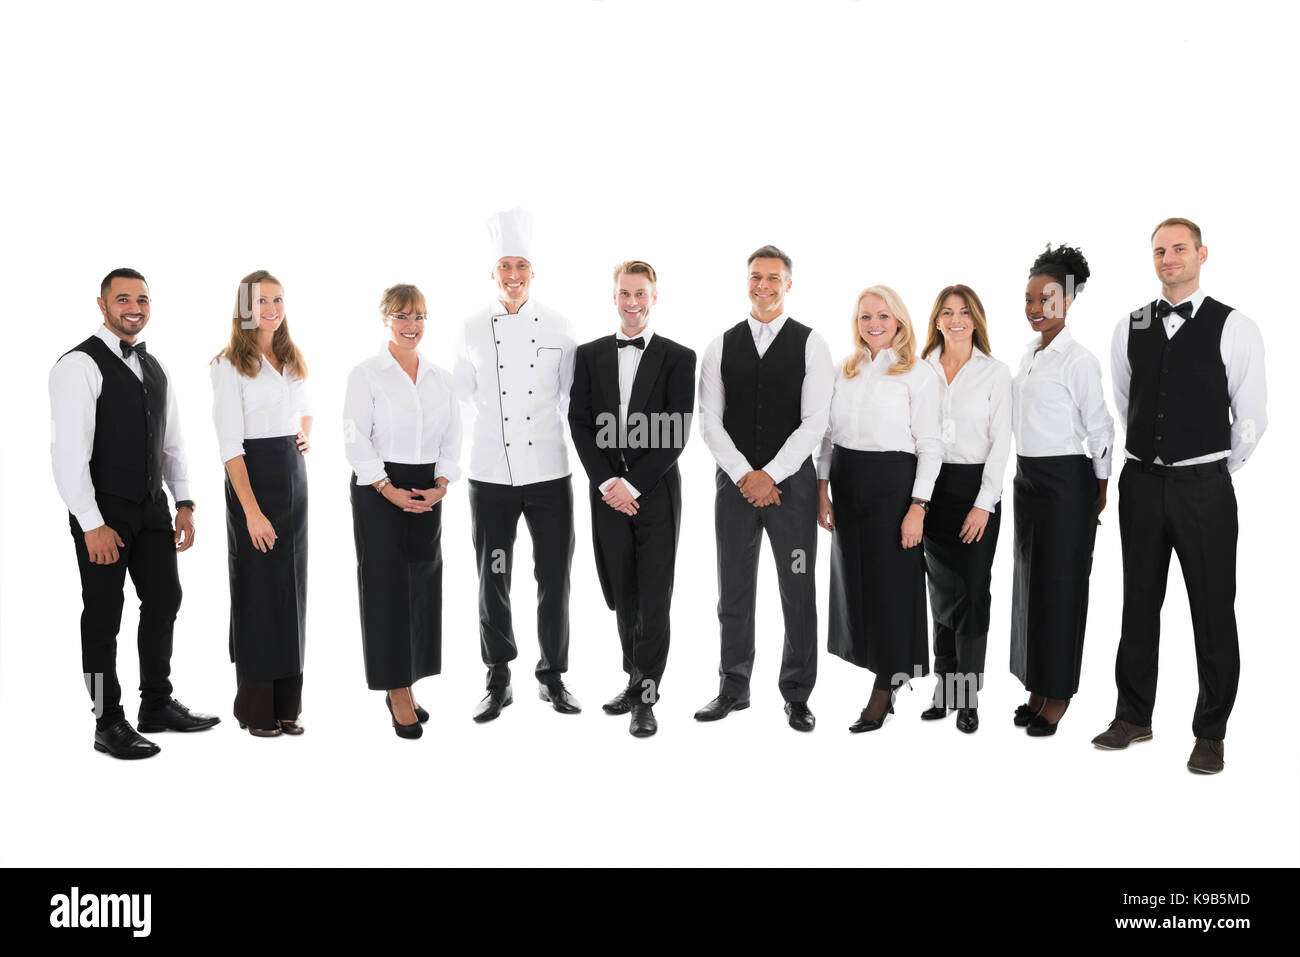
[{"left": 1130, "top": 458, "right": 1228, "bottom": 477}]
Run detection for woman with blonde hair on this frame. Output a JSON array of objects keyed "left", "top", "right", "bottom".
[
  {"left": 344, "top": 283, "right": 460, "bottom": 739},
  {"left": 917, "top": 285, "right": 1012, "bottom": 734},
  {"left": 211, "top": 269, "right": 312, "bottom": 737},
  {"left": 817, "top": 285, "right": 942, "bottom": 733}
]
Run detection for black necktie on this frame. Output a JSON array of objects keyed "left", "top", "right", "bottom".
[
  {"left": 617, "top": 337, "right": 645, "bottom": 350},
  {"left": 120, "top": 340, "right": 147, "bottom": 359},
  {"left": 1154, "top": 300, "right": 1194, "bottom": 321}
]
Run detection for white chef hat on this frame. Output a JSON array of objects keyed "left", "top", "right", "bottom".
[{"left": 486, "top": 207, "right": 534, "bottom": 263}]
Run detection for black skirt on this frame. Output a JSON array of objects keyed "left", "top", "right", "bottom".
[
  {"left": 827, "top": 448, "right": 928, "bottom": 680},
  {"left": 225, "top": 435, "right": 308, "bottom": 681},
  {"left": 923, "top": 462, "right": 1001, "bottom": 637},
  {"left": 1009, "top": 454, "right": 1098, "bottom": 698},
  {"left": 350, "top": 462, "right": 443, "bottom": 690}
]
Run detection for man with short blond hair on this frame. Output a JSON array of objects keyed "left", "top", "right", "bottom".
[{"left": 1092, "top": 218, "right": 1267, "bottom": 774}]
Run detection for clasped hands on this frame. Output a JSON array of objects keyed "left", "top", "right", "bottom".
[
  {"left": 739, "top": 470, "right": 781, "bottom": 507},
  {"left": 384, "top": 483, "right": 448, "bottom": 514},
  {"left": 603, "top": 479, "right": 639, "bottom": 515}
]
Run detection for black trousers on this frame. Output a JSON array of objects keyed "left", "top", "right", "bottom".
[
  {"left": 590, "top": 470, "right": 680, "bottom": 703},
  {"left": 233, "top": 670, "right": 303, "bottom": 731},
  {"left": 715, "top": 460, "right": 819, "bottom": 703},
  {"left": 469, "top": 475, "right": 575, "bottom": 691},
  {"left": 1114, "top": 460, "right": 1239, "bottom": 740},
  {"left": 69, "top": 492, "right": 179, "bottom": 730}
]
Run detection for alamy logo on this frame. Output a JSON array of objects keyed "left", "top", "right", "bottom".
[
  {"left": 49, "top": 887, "right": 151, "bottom": 937},
  {"left": 595, "top": 412, "right": 692, "bottom": 450}
]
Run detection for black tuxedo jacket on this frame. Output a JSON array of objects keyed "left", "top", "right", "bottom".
[{"left": 568, "top": 332, "right": 696, "bottom": 497}]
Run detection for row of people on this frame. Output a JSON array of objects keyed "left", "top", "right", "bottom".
[{"left": 49, "top": 212, "right": 1266, "bottom": 777}]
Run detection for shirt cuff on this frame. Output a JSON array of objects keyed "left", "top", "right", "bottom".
[
  {"left": 910, "top": 478, "right": 936, "bottom": 501},
  {"left": 973, "top": 490, "right": 1001, "bottom": 512},
  {"left": 1092, "top": 457, "right": 1112, "bottom": 480},
  {"left": 219, "top": 442, "right": 246, "bottom": 464},
  {"left": 354, "top": 464, "right": 387, "bottom": 486},
  {"left": 167, "top": 480, "right": 192, "bottom": 502},
  {"left": 74, "top": 505, "right": 105, "bottom": 533},
  {"left": 761, "top": 463, "right": 790, "bottom": 486}
]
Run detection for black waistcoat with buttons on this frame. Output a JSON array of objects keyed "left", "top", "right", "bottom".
[
  {"left": 720, "top": 318, "right": 811, "bottom": 470},
  {"left": 1124, "top": 297, "right": 1232, "bottom": 463},
  {"left": 64, "top": 335, "right": 168, "bottom": 502}
]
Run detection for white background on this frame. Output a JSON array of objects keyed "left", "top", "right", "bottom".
[{"left": 2, "top": 0, "right": 1296, "bottom": 867}]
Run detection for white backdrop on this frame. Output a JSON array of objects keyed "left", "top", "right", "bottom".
[{"left": 2, "top": 0, "right": 1296, "bottom": 867}]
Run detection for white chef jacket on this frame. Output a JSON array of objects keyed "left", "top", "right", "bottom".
[{"left": 453, "top": 298, "right": 576, "bottom": 486}]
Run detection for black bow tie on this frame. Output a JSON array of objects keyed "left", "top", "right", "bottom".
[
  {"left": 1154, "top": 300, "right": 1194, "bottom": 321},
  {"left": 617, "top": 337, "right": 645, "bottom": 350},
  {"left": 119, "top": 340, "right": 147, "bottom": 359}
]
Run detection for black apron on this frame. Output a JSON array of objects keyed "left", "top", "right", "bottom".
[
  {"left": 923, "top": 462, "right": 1001, "bottom": 637},
  {"left": 827, "top": 448, "right": 928, "bottom": 680},
  {"left": 225, "top": 435, "right": 308, "bottom": 680},
  {"left": 1009, "top": 454, "right": 1098, "bottom": 698},
  {"left": 350, "top": 462, "right": 443, "bottom": 690}
]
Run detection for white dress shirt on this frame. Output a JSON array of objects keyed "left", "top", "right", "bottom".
[
  {"left": 596, "top": 327, "right": 653, "bottom": 500},
  {"left": 1110, "top": 287, "right": 1267, "bottom": 472},
  {"left": 1011, "top": 328, "right": 1114, "bottom": 479},
  {"left": 343, "top": 345, "right": 463, "bottom": 486},
  {"left": 815, "top": 348, "right": 943, "bottom": 500},
  {"left": 924, "top": 348, "right": 1014, "bottom": 511},
  {"left": 49, "top": 324, "right": 191, "bottom": 532},
  {"left": 453, "top": 298, "right": 576, "bottom": 486},
  {"left": 210, "top": 354, "right": 312, "bottom": 463},
  {"left": 698, "top": 312, "right": 835, "bottom": 485}
]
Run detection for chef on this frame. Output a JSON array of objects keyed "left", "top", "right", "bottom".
[{"left": 454, "top": 207, "right": 581, "bottom": 722}]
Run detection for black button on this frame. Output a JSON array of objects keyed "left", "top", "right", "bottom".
[
  {"left": 526, "top": 416, "right": 531, "bottom": 420},
  {"left": 534, "top": 318, "right": 539, "bottom": 322},
  {"left": 502, "top": 390, "right": 507, "bottom": 395},
  {"left": 506, "top": 443, "right": 510, "bottom": 447},
  {"left": 499, "top": 364, "right": 504, "bottom": 369},
  {"left": 528, "top": 390, "right": 533, "bottom": 394},
  {"left": 496, "top": 340, "right": 500, "bottom": 344},
  {"left": 528, "top": 441, "right": 532, "bottom": 445},
  {"left": 531, "top": 339, "right": 535, "bottom": 343},
  {"left": 1156, "top": 435, "right": 1163, "bottom": 441},
  {"left": 1160, "top": 391, "right": 1167, "bottom": 397},
  {"left": 1161, "top": 368, "right": 1169, "bottom": 374},
  {"left": 757, "top": 425, "right": 764, "bottom": 431},
  {"left": 530, "top": 364, "right": 534, "bottom": 368},
  {"left": 493, "top": 317, "right": 498, "bottom": 322},
  {"left": 504, "top": 417, "right": 509, "bottom": 421},
  {"left": 1157, "top": 413, "right": 1165, "bottom": 419}
]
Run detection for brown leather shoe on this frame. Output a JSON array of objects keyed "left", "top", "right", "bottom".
[
  {"left": 1187, "top": 738, "right": 1225, "bottom": 774},
  {"left": 1091, "top": 718, "right": 1153, "bottom": 750}
]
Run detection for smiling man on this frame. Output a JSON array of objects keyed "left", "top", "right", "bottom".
[
  {"left": 1093, "top": 218, "right": 1268, "bottom": 774},
  {"left": 568, "top": 261, "right": 696, "bottom": 737},
  {"left": 454, "top": 208, "right": 581, "bottom": 722},
  {"left": 694, "top": 245, "right": 834, "bottom": 731},
  {"left": 49, "top": 268, "right": 219, "bottom": 759}
]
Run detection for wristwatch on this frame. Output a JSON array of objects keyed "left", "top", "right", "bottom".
[
  {"left": 434, "top": 479, "right": 449, "bottom": 489},
  {"left": 374, "top": 477, "right": 391, "bottom": 493},
  {"left": 910, "top": 498, "right": 929, "bottom": 513},
  {"left": 175, "top": 500, "right": 196, "bottom": 511}
]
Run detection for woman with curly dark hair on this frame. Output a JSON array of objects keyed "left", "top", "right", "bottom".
[{"left": 1009, "top": 245, "right": 1113, "bottom": 737}]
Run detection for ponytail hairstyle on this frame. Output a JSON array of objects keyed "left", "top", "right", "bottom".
[{"left": 214, "top": 269, "right": 308, "bottom": 380}]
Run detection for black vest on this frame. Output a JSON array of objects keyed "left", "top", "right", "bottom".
[
  {"left": 1125, "top": 296, "right": 1232, "bottom": 463},
  {"left": 63, "top": 335, "right": 168, "bottom": 502},
  {"left": 720, "top": 318, "right": 811, "bottom": 468}
]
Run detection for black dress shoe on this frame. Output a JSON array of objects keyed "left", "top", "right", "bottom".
[
  {"left": 629, "top": 703, "right": 658, "bottom": 737},
  {"left": 784, "top": 701, "right": 815, "bottom": 732},
  {"left": 472, "top": 686, "right": 513, "bottom": 723},
  {"left": 955, "top": 707, "right": 979, "bottom": 733},
  {"left": 414, "top": 704, "right": 430, "bottom": 723},
  {"left": 1026, "top": 701, "right": 1069, "bottom": 737},
  {"left": 94, "top": 720, "right": 161, "bottom": 759},
  {"left": 920, "top": 705, "right": 949, "bottom": 721},
  {"left": 239, "top": 722, "right": 281, "bottom": 737},
  {"left": 386, "top": 694, "right": 423, "bottom": 740},
  {"left": 694, "top": 694, "right": 749, "bottom": 721},
  {"left": 602, "top": 688, "right": 632, "bottom": 715},
  {"left": 137, "top": 698, "right": 220, "bottom": 733},
  {"left": 849, "top": 703, "right": 894, "bottom": 734},
  {"left": 1013, "top": 703, "right": 1039, "bottom": 727},
  {"left": 539, "top": 681, "right": 582, "bottom": 714},
  {"left": 278, "top": 718, "right": 304, "bottom": 736}
]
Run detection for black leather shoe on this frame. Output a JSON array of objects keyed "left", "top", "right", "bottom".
[
  {"left": 1026, "top": 701, "right": 1069, "bottom": 737},
  {"left": 602, "top": 687, "right": 632, "bottom": 715},
  {"left": 94, "top": 720, "right": 161, "bottom": 759},
  {"left": 414, "top": 704, "right": 430, "bottom": 723},
  {"left": 920, "top": 705, "right": 949, "bottom": 720},
  {"left": 386, "top": 693, "right": 423, "bottom": 739},
  {"left": 785, "top": 701, "right": 815, "bottom": 732},
  {"left": 694, "top": 694, "right": 749, "bottom": 721},
  {"left": 137, "top": 698, "right": 220, "bottom": 733},
  {"left": 955, "top": 707, "right": 979, "bottom": 733},
  {"left": 629, "top": 703, "right": 658, "bottom": 737},
  {"left": 472, "top": 686, "right": 513, "bottom": 723},
  {"left": 849, "top": 703, "right": 894, "bottom": 734},
  {"left": 278, "top": 718, "right": 304, "bottom": 735},
  {"left": 1013, "top": 703, "right": 1038, "bottom": 727},
  {"left": 539, "top": 681, "right": 582, "bottom": 714}
]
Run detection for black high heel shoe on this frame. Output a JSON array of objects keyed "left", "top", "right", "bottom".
[
  {"left": 1026, "top": 699, "right": 1069, "bottom": 737},
  {"left": 386, "top": 693, "right": 423, "bottom": 740},
  {"left": 414, "top": 704, "right": 430, "bottom": 723},
  {"left": 1013, "top": 702, "right": 1040, "bottom": 727},
  {"left": 849, "top": 688, "right": 897, "bottom": 734}
]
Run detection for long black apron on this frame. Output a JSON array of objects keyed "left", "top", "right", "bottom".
[
  {"left": 225, "top": 435, "right": 307, "bottom": 680},
  {"left": 350, "top": 462, "right": 443, "bottom": 690},
  {"left": 827, "top": 448, "right": 928, "bottom": 682},
  {"left": 1009, "top": 454, "right": 1097, "bottom": 698},
  {"left": 923, "top": 462, "right": 1001, "bottom": 653}
]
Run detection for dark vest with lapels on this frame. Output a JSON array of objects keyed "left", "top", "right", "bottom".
[
  {"left": 720, "top": 318, "right": 811, "bottom": 469},
  {"left": 1125, "top": 296, "right": 1232, "bottom": 464},
  {"left": 64, "top": 335, "right": 168, "bottom": 502}
]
